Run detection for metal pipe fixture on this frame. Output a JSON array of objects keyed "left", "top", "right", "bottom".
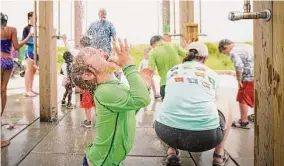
[{"left": 228, "top": 0, "right": 271, "bottom": 22}]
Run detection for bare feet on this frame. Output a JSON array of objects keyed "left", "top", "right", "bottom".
[
  {"left": 24, "top": 91, "right": 37, "bottom": 97},
  {"left": 6, "top": 123, "right": 15, "bottom": 129},
  {"left": 31, "top": 90, "right": 39, "bottom": 95},
  {"left": 1, "top": 140, "right": 10, "bottom": 148}
]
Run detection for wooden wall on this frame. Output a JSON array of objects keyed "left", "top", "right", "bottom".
[{"left": 254, "top": 1, "right": 284, "bottom": 165}]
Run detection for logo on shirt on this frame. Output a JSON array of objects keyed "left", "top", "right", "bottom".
[
  {"left": 174, "top": 77, "right": 184, "bottom": 82},
  {"left": 194, "top": 72, "right": 205, "bottom": 78}
]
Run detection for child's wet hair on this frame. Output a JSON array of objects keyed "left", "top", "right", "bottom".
[
  {"left": 80, "top": 36, "right": 92, "bottom": 47},
  {"left": 71, "top": 53, "right": 98, "bottom": 93},
  {"left": 63, "top": 51, "right": 73, "bottom": 63}
]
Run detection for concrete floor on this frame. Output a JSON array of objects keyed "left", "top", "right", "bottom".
[{"left": 1, "top": 75, "right": 254, "bottom": 166}]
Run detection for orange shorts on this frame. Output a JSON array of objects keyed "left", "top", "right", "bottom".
[
  {"left": 80, "top": 91, "right": 95, "bottom": 109},
  {"left": 236, "top": 81, "right": 254, "bottom": 108}
]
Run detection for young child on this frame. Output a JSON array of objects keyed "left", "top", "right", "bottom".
[
  {"left": 139, "top": 48, "right": 160, "bottom": 99},
  {"left": 61, "top": 34, "right": 95, "bottom": 127},
  {"left": 71, "top": 39, "right": 152, "bottom": 166},
  {"left": 78, "top": 88, "right": 95, "bottom": 127},
  {"left": 60, "top": 51, "right": 75, "bottom": 109}
]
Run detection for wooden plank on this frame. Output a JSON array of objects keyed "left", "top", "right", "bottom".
[
  {"left": 254, "top": 1, "right": 284, "bottom": 165},
  {"left": 253, "top": 1, "right": 273, "bottom": 166},
  {"left": 272, "top": 2, "right": 284, "bottom": 165},
  {"left": 34, "top": 0, "right": 38, "bottom": 65},
  {"left": 74, "top": 0, "right": 83, "bottom": 49},
  {"left": 38, "top": 1, "right": 57, "bottom": 122},
  {"left": 162, "top": 0, "right": 170, "bottom": 35},
  {"left": 179, "top": 0, "right": 194, "bottom": 44}
]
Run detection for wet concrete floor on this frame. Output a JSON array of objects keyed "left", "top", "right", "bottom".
[{"left": 1, "top": 75, "right": 254, "bottom": 166}]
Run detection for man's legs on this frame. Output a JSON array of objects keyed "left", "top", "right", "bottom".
[
  {"left": 234, "top": 82, "right": 254, "bottom": 128},
  {"left": 24, "top": 58, "right": 37, "bottom": 97},
  {"left": 151, "top": 79, "right": 159, "bottom": 98},
  {"left": 160, "top": 85, "right": 166, "bottom": 101}
]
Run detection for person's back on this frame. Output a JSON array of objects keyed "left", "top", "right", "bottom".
[
  {"left": 156, "top": 61, "right": 220, "bottom": 131},
  {"left": 230, "top": 44, "right": 254, "bottom": 82},
  {"left": 149, "top": 42, "right": 185, "bottom": 87}
]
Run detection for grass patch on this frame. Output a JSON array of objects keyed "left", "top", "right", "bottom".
[{"left": 56, "top": 42, "right": 238, "bottom": 71}]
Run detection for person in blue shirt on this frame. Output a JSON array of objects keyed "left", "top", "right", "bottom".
[
  {"left": 87, "top": 8, "right": 116, "bottom": 54},
  {"left": 22, "top": 12, "right": 38, "bottom": 97},
  {"left": 154, "top": 42, "right": 232, "bottom": 166}
]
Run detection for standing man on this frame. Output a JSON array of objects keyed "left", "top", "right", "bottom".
[
  {"left": 218, "top": 39, "right": 254, "bottom": 129},
  {"left": 87, "top": 8, "right": 116, "bottom": 54},
  {"left": 148, "top": 35, "right": 186, "bottom": 100}
]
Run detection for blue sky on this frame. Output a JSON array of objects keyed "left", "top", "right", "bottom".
[{"left": 1, "top": 0, "right": 253, "bottom": 45}]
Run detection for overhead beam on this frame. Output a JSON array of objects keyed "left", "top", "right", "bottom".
[
  {"left": 254, "top": 1, "right": 284, "bottom": 165},
  {"left": 74, "top": 0, "right": 83, "bottom": 49},
  {"left": 38, "top": 0, "right": 57, "bottom": 122}
]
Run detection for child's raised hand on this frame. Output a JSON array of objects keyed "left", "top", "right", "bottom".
[
  {"left": 111, "top": 38, "right": 132, "bottom": 67},
  {"left": 140, "top": 68, "right": 155, "bottom": 88}
]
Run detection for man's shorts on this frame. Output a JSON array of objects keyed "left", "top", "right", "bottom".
[
  {"left": 25, "top": 51, "right": 39, "bottom": 61},
  {"left": 237, "top": 81, "right": 254, "bottom": 108}
]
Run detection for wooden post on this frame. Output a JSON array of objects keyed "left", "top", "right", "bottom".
[
  {"left": 179, "top": 0, "right": 194, "bottom": 44},
  {"left": 162, "top": 0, "right": 170, "bottom": 35},
  {"left": 74, "top": 0, "right": 83, "bottom": 49},
  {"left": 254, "top": 1, "right": 284, "bottom": 165},
  {"left": 38, "top": 1, "right": 57, "bottom": 122}
]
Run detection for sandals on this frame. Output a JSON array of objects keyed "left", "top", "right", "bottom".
[
  {"left": 166, "top": 148, "right": 181, "bottom": 166},
  {"left": 154, "top": 95, "right": 161, "bottom": 99},
  {"left": 212, "top": 150, "right": 230, "bottom": 166},
  {"left": 248, "top": 114, "right": 254, "bottom": 122},
  {"left": 232, "top": 119, "right": 251, "bottom": 129}
]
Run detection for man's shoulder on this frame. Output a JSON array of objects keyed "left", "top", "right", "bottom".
[{"left": 23, "top": 25, "right": 31, "bottom": 31}]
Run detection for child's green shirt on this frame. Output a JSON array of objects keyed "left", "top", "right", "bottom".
[{"left": 86, "top": 65, "right": 150, "bottom": 166}]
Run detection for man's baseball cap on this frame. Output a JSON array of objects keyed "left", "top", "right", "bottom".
[{"left": 187, "top": 42, "right": 209, "bottom": 57}]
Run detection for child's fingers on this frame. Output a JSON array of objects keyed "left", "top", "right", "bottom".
[
  {"left": 112, "top": 41, "right": 119, "bottom": 55},
  {"left": 118, "top": 38, "right": 124, "bottom": 53},
  {"left": 124, "top": 38, "right": 129, "bottom": 51}
]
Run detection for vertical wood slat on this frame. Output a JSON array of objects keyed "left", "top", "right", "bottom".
[
  {"left": 162, "top": 0, "right": 170, "bottom": 35},
  {"left": 272, "top": 2, "right": 284, "bottom": 165},
  {"left": 74, "top": 0, "right": 83, "bottom": 49},
  {"left": 179, "top": 0, "right": 194, "bottom": 44},
  {"left": 38, "top": 1, "right": 57, "bottom": 122}
]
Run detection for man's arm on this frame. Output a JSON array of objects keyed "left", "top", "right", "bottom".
[
  {"left": 110, "top": 22, "right": 116, "bottom": 41},
  {"left": 174, "top": 43, "right": 186, "bottom": 58},
  {"left": 148, "top": 52, "right": 156, "bottom": 71},
  {"left": 231, "top": 53, "right": 244, "bottom": 83}
]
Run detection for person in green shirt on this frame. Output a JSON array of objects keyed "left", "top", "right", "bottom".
[
  {"left": 71, "top": 39, "right": 153, "bottom": 166},
  {"left": 148, "top": 35, "right": 186, "bottom": 100}
]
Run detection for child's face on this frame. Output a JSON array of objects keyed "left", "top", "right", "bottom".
[{"left": 82, "top": 48, "right": 118, "bottom": 75}]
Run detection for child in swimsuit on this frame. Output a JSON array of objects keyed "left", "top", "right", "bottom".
[
  {"left": 71, "top": 39, "right": 152, "bottom": 166},
  {"left": 1, "top": 12, "right": 33, "bottom": 148}
]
